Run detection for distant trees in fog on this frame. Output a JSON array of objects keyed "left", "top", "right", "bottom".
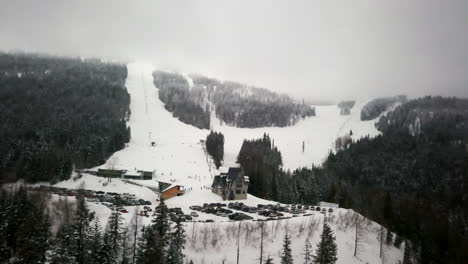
[{"left": 153, "top": 71, "right": 315, "bottom": 129}]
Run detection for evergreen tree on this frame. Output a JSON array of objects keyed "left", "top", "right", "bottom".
[
  {"left": 136, "top": 200, "right": 170, "bottom": 264},
  {"left": 47, "top": 225, "right": 78, "bottom": 264},
  {"left": 96, "top": 232, "right": 116, "bottom": 264},
  {"left": 166, "top": 217, "right": 186, "bottom": 264},
  {"left": 303, "top": 238, "right": 312, "bottom": 264},
  {"left": 15, "top": 200, "right": 51, "bottom": 264},
  {"left": 265, "top": 256, "right": 274, "bottom": 264},
  {"left": 313, "top": 223, "right": 338, "bottom": 264},
  {"left": 88, "top": 219, "right": 104, "bottom": 264},
  {"left": 206, "top": 131, "right": 224, "bottom": 168},
  {"left": 106, "top": 208, "right": 125, "bottom": 260},
  {"left": 280, "top": 232, "right": 293, "bottom": 264},
  {"left": 72, "top": 196, "right": 95, "bottom": 264}
]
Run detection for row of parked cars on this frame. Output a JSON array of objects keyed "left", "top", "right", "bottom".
[
  {"left": 34, "top": 185, "right": 152, "bottom": 207},
  {"left": 188, "top": 202, "right": 335, "bottom": 222}
]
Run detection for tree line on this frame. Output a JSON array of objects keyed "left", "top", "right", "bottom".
[
  {"left": 152, "top": 71, "right": 315, "bottom": 129},
  {"left": 0, "top": 187, "right": 188, "bottom": 264},
  {"left": 360, "top": 95, "right": 407, "bottom": 120},
  {"left": 0, "top": 53, "right": 131, "bottom": 183},
  {"left": 153, "top": 71, "right": 210, "bottom": 129}
]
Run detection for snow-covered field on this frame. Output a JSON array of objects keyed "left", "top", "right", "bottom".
[
  {"left": 49, "top": 62, "right": 402, "bottom": 263},
  {"left": 184, "top": 209, "right": 403, "bottom": 264}
]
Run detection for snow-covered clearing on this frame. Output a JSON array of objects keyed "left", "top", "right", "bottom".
[{"left": 184, "top": 209, "right": 403, "bottom": 264}]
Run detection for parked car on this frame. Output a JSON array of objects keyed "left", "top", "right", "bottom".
[
  {"left": 189, "top": 205, "right": 202, "bottom": 211},
  {"left": 190, "top": 212, "right": 199, "bottom": 217},
  {"left": 185, "top": 215, "right": 193, "bottom": 220},
  {"left": 229, "top": 212, "right": 253, "bottom": 221}
]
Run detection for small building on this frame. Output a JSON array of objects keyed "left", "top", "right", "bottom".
[
  {"left": 97, "top": 169, "right": 125, "bottom": 178},
  {"left": 158, "top": 181, "right": 185, "bottom": 200},
  {"left": 319, "top": 201, "right": 339, "bottom": 208},
  {"left": 212, "top": 167, "right": 249, "bottom": 200},
  {"left": 137, "top": 170, "right": 154, "bottom": 180},
  {"left": 123, "top": 170, "right": 143, "bottom": 180}
]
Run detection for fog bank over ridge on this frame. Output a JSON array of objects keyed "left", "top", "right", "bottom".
[{"left": 1, "top": 0, "right": 468, "bottom": 101}]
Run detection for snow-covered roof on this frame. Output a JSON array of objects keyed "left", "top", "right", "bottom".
[
  {"left": 124, "top": 170, "right": 141, "bottom": 176},
  {"left": 218, "top": 166, "right": 230, "bottom": 173}
]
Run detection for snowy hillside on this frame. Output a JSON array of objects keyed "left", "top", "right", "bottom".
[{"left": 50, "top": 62, "right": 401, "bottom": 264}]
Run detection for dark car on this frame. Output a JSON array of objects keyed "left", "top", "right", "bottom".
[
  {"left": 189, "top": 205, "right": 202, "bottom": 211},
  {"left": 315, "top": 207, "right": 321, "bottom": 211},
  {"left": 229, "top": 212, "right": 254, "bottom": 221},
  {"left": 184, "top": 215, "right": 193, "bottom": 220}
]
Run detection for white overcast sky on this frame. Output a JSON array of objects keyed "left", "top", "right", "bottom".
[{"left": 1, "top": 0, "right": 467, "bottom": 101}]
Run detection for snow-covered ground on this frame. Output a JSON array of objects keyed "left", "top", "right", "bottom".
[
  {"left": 211, "top": 102, "right": 379, "bottom": 169},
  {"left": 48, "top": 62, "right": 402, "bottom": 263},
  {"left": 184, "top": 209, "right": 404, "bottom": 264}
]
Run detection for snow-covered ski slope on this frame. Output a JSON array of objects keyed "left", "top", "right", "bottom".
[
  {"left": 88, "top": 61, "right": 383, "bottom": 207},
  {"left": 102, "top": 62, "right": 379, "bottom": 173},
  {"left": 211, "top": 102, "right": 379, "bottom": 169}
]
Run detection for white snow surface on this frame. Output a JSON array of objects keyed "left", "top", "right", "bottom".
[{"left": 48, "top": 62, "right": 402, "bottom": 263}]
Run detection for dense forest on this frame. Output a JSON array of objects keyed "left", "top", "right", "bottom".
[
  {"left": 205, "top": 131, "right": 224, "bottom": 168},
  {"left": 0, "top": 53, "right": 130, "bottom": 183},
  {"left": 153, "top": 71, "right": 210, "bottom": 129},
  {"left": 237, "top": 134, "right": 328, "bottom": 204},
  {"left": 0, "top": 188, "right": 187, "bottom": 264},
  {"left": 239, "top": 97, "right": 468, "bottom": 264},
  {"left": 360, "top": 95, "right": 407, "bottom": 120},
  {"left": 152, "top": 71, "right": 315, "bottom": 129}
]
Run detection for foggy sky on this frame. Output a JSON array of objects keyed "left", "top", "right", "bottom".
[{"left": 1, "top": 0, "right": 468, "bottom": 101}]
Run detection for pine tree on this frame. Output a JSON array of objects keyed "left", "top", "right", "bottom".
[
  {"left": 280, "top": 232, "right": 293, "bottom": 264},
  {"left": 88, "top": 219, "right": 103, "bottom": 264},
  {"left": 106, "top": 208, "right": 125, "bottom": 260},
  {"left": 15, "top": 199, "right": 51, "bottom": 264},
  {"left": 303, "top": 238, "right": 312, "bottom": 264},
  {"left": 72, "top": 196, "right": 95, "bottom": 264},
  {"left": 166, "top": 217, "right": 186, "bottom": 264},
  {"left": 265, "top": 256, "right": 274, "bottom": 264},
  {"left": 313, "top": 223, "right": 338, "bottom": 264},
  {"left": 96, "top": 232, "right": 116, "bottom": 264},
  {"left": 130, "top": 208, "right": 141, "bottom": 264},
  {"left": 136, "top": 200, "right": 170, "bottom": 264},
  {"left": 47, "top": 225, "right": 78, "bottom": 264}
]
